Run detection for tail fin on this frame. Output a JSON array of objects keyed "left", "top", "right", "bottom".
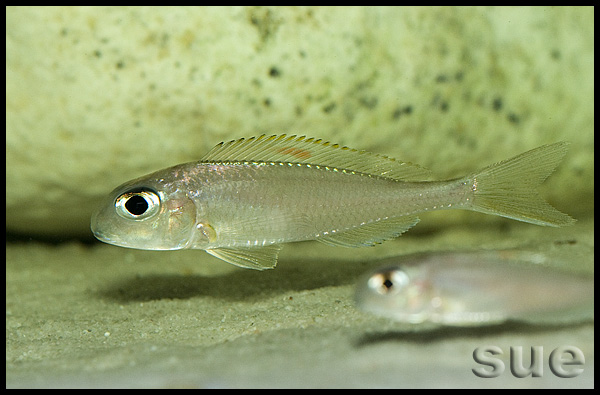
[{"left": 468, "top": 142, "right": 575, "bottom": 227}]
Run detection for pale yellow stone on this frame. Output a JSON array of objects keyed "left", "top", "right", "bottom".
[{"left": 6, "top": 6, "right": 593, "bottom": 236}]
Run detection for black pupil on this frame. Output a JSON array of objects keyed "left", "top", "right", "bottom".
[
  {"left": 383, "top": 278, "right": 394, "bottom": 290},
  {"left": 125, "top": 195, "right": 149, "bottom": 216}
]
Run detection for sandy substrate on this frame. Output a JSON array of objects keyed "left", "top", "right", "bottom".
[{"left": 6, "top": 218, "right": 594, "bottom": 388}]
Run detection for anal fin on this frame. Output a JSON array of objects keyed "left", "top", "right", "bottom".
[
  {"left": 205, "top": 244, "right": 282, "bottom": 270},
  {"left": 316, "top": 216, "right": 420, "bottom": 247}
]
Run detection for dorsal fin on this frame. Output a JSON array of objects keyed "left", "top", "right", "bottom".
[{"left": 200, "top": 134, "right": 431, "bottom": 181}]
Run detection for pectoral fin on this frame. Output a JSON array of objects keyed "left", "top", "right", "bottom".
[{"left": 206, "top": 244, "right": 282, "bottom": 270}]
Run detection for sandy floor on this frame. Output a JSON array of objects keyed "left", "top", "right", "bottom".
[{"left": 6, "top": 218, "right": 594, "bottom": 388}]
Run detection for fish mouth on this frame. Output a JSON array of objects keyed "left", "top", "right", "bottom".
[
  {"left": 90, "top": 212, "right": 126, "bottom": 246},
  {"left": 89, "top": 212, "right": 104, "bottom": 241},
  {"left": 90, "top": 225, "right": 121, "bottom": 246}
]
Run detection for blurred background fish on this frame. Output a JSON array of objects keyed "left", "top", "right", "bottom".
[{"left": 355, "top": 248, "right": 594, "bottom": 326}]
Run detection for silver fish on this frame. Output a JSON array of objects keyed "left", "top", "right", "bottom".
[
  {"left": 355, "top": 249, "right": 594, "bottom": 326},
  {"left": 91, "top": 135, "right": 575, "bottom": 270}
]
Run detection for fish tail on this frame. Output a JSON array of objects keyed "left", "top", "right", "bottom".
[{"left": 467, "top": 142, "right": 576, "bottom": 227}]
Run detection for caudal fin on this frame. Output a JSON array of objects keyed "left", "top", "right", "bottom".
[{"left": 468, "top": 142, "right": 576, "bottom": 227}]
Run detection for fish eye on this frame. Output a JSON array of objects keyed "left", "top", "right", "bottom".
[
  {"left": 367, "top": 267, "right": 410, "bottom": 295},
  {"left": 115, "top": 188, "right": 161, "bottom": 220}
]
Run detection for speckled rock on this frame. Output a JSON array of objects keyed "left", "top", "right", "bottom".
[{"left": 6, "top": 6, "right": 594, "bottom": 236}]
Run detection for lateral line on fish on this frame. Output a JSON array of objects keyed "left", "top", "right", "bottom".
[{"left": 201, "top": 160, "right": 375, "bottom": 177}]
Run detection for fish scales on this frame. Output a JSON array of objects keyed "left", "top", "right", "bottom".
[{"left": 181, "top": 162, "right": 464, "bottom": 244}]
